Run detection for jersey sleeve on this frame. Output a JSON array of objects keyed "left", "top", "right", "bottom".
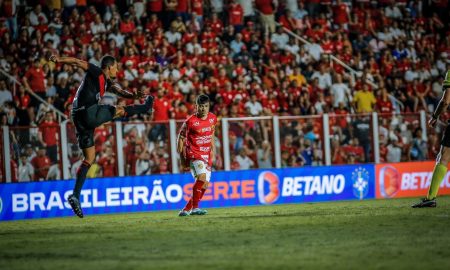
[{"left": 87, "top": 63, "right": 103, "bottom": 77}]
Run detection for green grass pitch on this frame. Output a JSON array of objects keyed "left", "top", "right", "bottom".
[{"left": 0, "top": 197, "right": 449, "bottom": 270}]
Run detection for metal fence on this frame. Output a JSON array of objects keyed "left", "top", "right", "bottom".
[{"left": 0, "top": 111, "right": 437, "bottom": 183}]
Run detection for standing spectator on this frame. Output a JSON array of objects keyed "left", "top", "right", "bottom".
[
  {"left": 28, "top": 4, "right": 48, "bottom": 26},
  {"left": 136, "top": 149, "right": 152, "bottom": 175},
  {"left": 23, "top": 58, "right": 46, "bottom": 114},
  {"left": 257, "top": 140, "right": 272, "bottom": 168},
  {"left": 255, "top": 0, "right": 277, "bottom": 33},
  {"left": 245, "top": 93, "right": 263, "bottom": 116},
  {"left": 311, "top": 65, "right": 332, "bottom": 90},
  {"left": 238, "top": 0, "right": 256, "bottom": 23},
  {"left": 97, "top": 145, "right": 117, "bottom": 177},
  {"left": 353, "top": 84, "right": 376, "bottom": 113},
  {"left": 271, "top": 26, "right": 289, "bottom": 49},
  {"left": 18, "top": 153, "right": 34, "bottom": 182},
  {"left": 229, "top": 0, "right": 244, "bottom": 32},
  {"left": 331, "top": 74, "right": 351, "bottom": 108},
  {"left": 190, "top": 0, "right": 204, "bottom": 26},
  {"left": 38, "top": 111, "right": 59, "bottom": 163},
  {"left": 0, "top": 79, "right": 12, "bottom": 107},
  {"left": 149, "top": 87, "right": 173, "bottom": 143},
  {"left": 236, "top": 148, "right": 254, "bottom": 170},
  {"left": 332, "top": 0, "right": 350, "bottom": 29},
  {"left": 148, "top": 0, "right": 164, "bottom": 18},
  {"left": 31, "top": 146, "right": 51, "bottom": 181},
  {"left": 43, "top": 26, "right": 60, "bottom": 49}
]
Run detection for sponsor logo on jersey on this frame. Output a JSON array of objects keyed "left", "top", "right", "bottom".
[{"left": 193, "top": 121, "right": 200, "bottom": 126}]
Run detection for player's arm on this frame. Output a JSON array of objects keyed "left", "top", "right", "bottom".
[
  {"left": 49, "top": 55, "right": 88, "bottom": 70},
  {"left": 210, "top": 125, "right": 216, "bottom": 163},
  {"left": 177, "top": 123, "right": 187, "bottom": 169},
  {"left": 431, "top": 88, "right": 450, "bottom": 120},
  {"left": 177, "top": 123, "right": 186, "bottom": 154}
]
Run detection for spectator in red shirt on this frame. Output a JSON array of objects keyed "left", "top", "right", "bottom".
[
  {"left": 23, "top": 58, "right": 46, "bottom": 105},
  {"left": 376, "top": 88, "right": 394, "bottom": 117},
  {"left": 255, "top": 0, "right": 277, "bottom": 33},
  {"left": 229, "top": 0, "right": 244, "bottom": 32},
  {"left": 97, "top": 145, "right": 117, "bottom": 177},
  {"left": 150, "top": 87, "right": 173, "bottom": 142},
  {"left": 148, "top": 0, "right": 164, "bottom": 17},
  {"left": 38, "top": 111, "right": 59, "bottom": 163},
  {"left": 332, "top": 0, "right": 350, "bottom": 29},
  {"left": 31, "top": 146, "right": 51, "bottom": 181}
]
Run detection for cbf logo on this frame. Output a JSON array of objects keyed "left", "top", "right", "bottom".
[
  {"left": 257, "top": 171, "right": 280, "bottom": 204},
  {"left": 352, "top": 167, "right": 370, "bottom": 200}
]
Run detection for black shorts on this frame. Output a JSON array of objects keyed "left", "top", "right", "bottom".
[
  {"left": 441, "top": 123, "right": 450, "bottom": 147},
  {"left": 71, "top": 104, "right": 116, "bottom": 149}
]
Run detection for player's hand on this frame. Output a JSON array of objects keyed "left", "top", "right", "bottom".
[
  {"left": 428, "top": 117, "right": 438, "bottom": 128},
  {"left": 49, "top": 55, "right": 58, "bottom": 63}
]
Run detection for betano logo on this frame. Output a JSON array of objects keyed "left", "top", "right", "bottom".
[
  {"left": 352, "top": 167, "right": 370, "bottom": 200},
  {"left": 257, "top": 171, "right": 280, "bottom": 204},
  {"left": 378, "top": 166, "right": 401, "bottom": 198}
]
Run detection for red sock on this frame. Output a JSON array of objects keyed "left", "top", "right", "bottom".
[
  {"left": 192, "top": 180, "right": 204, "bottom": 209},
  {"left": 200, "top": 188, "right": 206, "bottom": 200},
  {"left": 183, "top": 199, "right": 193, "bottom": 211}
]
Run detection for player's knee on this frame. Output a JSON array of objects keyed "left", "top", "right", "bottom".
[
  {"left": 202, "top": 181, "right": 209, "bottom": 189},
  {"left": 437, "top": 147, "right": 450, "bottom": 165},
  {"left": 197, "top": 173, "right": 207, "bottom": 182}
]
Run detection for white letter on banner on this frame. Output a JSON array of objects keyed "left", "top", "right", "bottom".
[
  {"left": 30, "top": 193, "right": 46, "bottom": 211},
  {"left": 322, "top": 175, "right": 333, "bottom": 195},
  {"left": 107, "top": 188, "right": 121, "bottom": 206},
  {"left": 12, "top": 194, "right": 28, "bottom": 212},
  {"left": 149, "top": 181, "right": 167, "bottom": 204},
  {"left": 133, "top": 186, "right": 149, "bottom": 205},
  {"left": 92, "top": 189, "right": 106, "bottom": 207},
  {"left": 165, "top": 184, "right": 182, "bottom": 203},
  {"left": 443, "top": 173, "right": 450, "bottom": 188},
  {"left": 293, "top": 177, "right": 303, "bottom": 196},
  {"left": 121, "top": 187, "right": 133, "bottom": 206},
  {"left": 310, "top": 177, "right": 321, "bottom": 195},
  {"left": 303, "top": 176, "right": 314, "bottom": 195},
  {"left": 80, "top": 190, "right": 92, "bottom": 208},
  {"left": 64, "top": 190, "right": 72, "bottom": 208},
  {"left": 334, "top": 175, "right": 345, "bottom": 194},
  {"left": 282, "top": 177, "right": 293, "bottom": 196},
  {"left": 47, "top": 192, "right": 64, "bottom": 210},
  {"left": 401, "top": 173, "right": 410, "bottom": 190}
]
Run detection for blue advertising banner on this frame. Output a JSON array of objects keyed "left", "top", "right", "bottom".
[{"left": 0, "top": 165, "right": 375, "bottom": 221}]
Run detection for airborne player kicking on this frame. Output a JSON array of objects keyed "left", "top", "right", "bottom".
[
  {"left": 177, "top": 94, "right": 217, "bottom": 216},
  {"left": 49, "top": 54, "right": 154, "bottom": 218}
]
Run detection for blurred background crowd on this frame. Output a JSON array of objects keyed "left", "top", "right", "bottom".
[{"left": 0, "top": 0, "right": 448, "bottom": 182}]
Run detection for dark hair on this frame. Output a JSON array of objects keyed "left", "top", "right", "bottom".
[
  {"left": 100, "top": 55, "right": 116, "bottom": 69},
  {"left": 196, "top": 94, "right": 210, "bottom": 105}
]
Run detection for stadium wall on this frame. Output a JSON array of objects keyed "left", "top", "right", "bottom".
[{"left": 1, "top": 162, "right": 450, "bottom": 221}]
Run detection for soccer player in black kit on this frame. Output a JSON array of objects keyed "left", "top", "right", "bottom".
[{"left": 49, "top": 54, "right": 153, "bottom": 218}]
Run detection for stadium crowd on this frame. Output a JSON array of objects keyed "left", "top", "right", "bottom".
[{"left": 0, "top": 0, "right": 449, "bottom": 182}]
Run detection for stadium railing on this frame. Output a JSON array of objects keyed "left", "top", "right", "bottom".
[{"left": 0, "top": 111, "right": 435, "bottom": 183}]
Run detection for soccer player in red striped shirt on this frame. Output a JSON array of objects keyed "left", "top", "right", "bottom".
[{"left": 177, "top": 94, "right": 217, "bottom": 216}]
